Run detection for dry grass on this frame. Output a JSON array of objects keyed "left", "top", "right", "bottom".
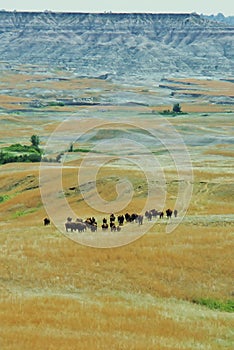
[
  {"left": 203, "top": 149, "right": 234, "bottom": 157},
  {"left": 0, "top": 294, "right": 232, "bottom": 350},
  {"left": 1, "top": 68, "right": 232, "bottom": 113},
  {"left": 0, "top": 95, "right": 30, "bottom": 103},
  {"left": 157, "top": 77, "right": 234, "bottom": 113},
  {"left": 0, "top": 220, "right": 233, "bottom": 349},
  {"left": 0, "top": 221, "right": 233, "bottom": 299},
  {"left": 176, "top": 103, "right": 232, "bottom": 113},
  {"left": 0, "top": 69, "right": 233, "bottom": 349},
  {"left": 0, "top": 163, "right": 233, "bottom": 349},
  {"left": 163, "top": 78, "right": 234, "bottom": 97},
  {"left": 0, "top": 157, "right": 233, "bottom": 350},
  {"left": 150, "top": 103, "right": 231, "bottom": 113}
]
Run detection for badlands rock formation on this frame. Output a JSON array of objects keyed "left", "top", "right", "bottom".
[{"left": 0, "top": 11, "right": 233, "bottom": 80}]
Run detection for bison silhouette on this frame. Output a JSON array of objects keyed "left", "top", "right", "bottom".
[
  {"left": 65, "top": 221, "right": 86, "bottom": 232},
  {"left": 44, "top": 217, "right": 50, "bottom": 226},
  {"left": 166, "top": 209, "right": 173, "bottom": 218}
]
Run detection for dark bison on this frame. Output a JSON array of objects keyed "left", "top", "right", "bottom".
[
  {"left": 166, "top": 209, "right": 173, "bottom": 218},
  {"left": 85, "top": 217, "right": 97, "bottom": 231},
  {"left": 76, "top": 222, "right": 87, "bottom": 232},
  {"left": 90, "top": 224, "right": 97, "bottom": 232},
  {"left": 174, "top": 209, "right": 178, "bottom": 217},
  {"left": 125, "top": 213, "right": 131, "bottom": 222},
  {"left": 150, "top": 209, "right": 158, "bottom": 218},
  {"left": 65, "top": 221, "right": 86, "bottom": 232},
  {"left": 130, "top": 213, "right": 138, "bottom": 222},
  {"left": 110, "top": 222, "right": 116, "bottom": 231},
  {"left": 102, "top": 223, "right": 108, "bottom": 231},
  {"left": 159, "top": 211, "right": 164, "bottom": 219},
  {"left": 145, "top": 210, "right": 152, "bottom": 221},
  {"left": 117, "top": 214, "right": 125, "bottom": 226},
  {"left": 88, "top": 221, "right": 97, "bottom": 232},
  {"left": 65, "top": 221, "right": 74, "bottom": 232},
  {"left": 137, "top": 215, "right": 143, "bottom": 225},
  {"left": 44, "top": 217, "right": 50, "bottom": 226},
  {"left": 110, "top": 213, "right": 116, "bottom": 223}
]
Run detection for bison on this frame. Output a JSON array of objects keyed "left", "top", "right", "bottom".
[
  {"left": 117, "top": 214, "right": 125, "bottom": 226},
  {"left": 65, "top": 221, "right": 86, "bottom": 232},
  {"left": 110, "top": 213, "right": 116, "bottom": 223},
  {"left": 125, "top": 213, "right": 131, "bottom": 222},
  {"left": 102, "top": 223, "right": 108, "bottom": 231},
  {"left": 137, "top": 215, "right": 143, "bottom": 225},
  {"left": 159, "top": 211, "right": 164, "bottom": 219},
  {"left": 89, "top": 223, "right": 97, "bottom": 232},
  {"left": 145, "top": 210, "right": 152, "bottom": 221},
  {"left": 43, "top": 217, "right": 50, "bottom": 226},
  {"left": 110, "top": 222, "right": 116, "bottom": 231},
  {"left": 166, "top": 209, "right": 173, "bottom": 218},
  {"left": 130, "top": 213, "right": 138, "bottom": 222},
  {"left": 85, "top": 217, "right": 97, "bottom": 230},
  {"left": 150, "top": 209, "right": 159, "bottom": 218}
]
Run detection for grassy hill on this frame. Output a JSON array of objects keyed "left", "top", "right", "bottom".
[{"left": 0, "top": 161, "right": 233, "bottom": 349}]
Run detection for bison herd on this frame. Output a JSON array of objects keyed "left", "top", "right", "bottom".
[{"left": 62, "top": 208, "right": 178, "bottom": 233}]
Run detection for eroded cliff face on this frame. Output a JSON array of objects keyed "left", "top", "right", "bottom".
[{"left": 0, "top": 11, "right": 233, "bottom": 79}]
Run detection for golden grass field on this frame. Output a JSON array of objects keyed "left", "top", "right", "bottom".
[{"left": 0, "top": 67, "right": 233, "bottom": 349}]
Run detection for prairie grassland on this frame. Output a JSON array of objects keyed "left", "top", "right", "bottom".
[
  {"left": 203, "top": 149, "right": 234, "bottom": 157},
  {"left": 172, "top": 103, "right": 232, "bottom": 113},
  {"left": 164, "top": 78, "right": 234, "bottom": 97},
  {"left": 0, "top": 95, "right": 30, "bottom": 103},
  {"left": 0, "top": 68, "right": 233, "bottom": 349},
  {"left": 0, "top": 160, "right": 233, "bottom": 349},
  {"left": 0, "top": 293, "right": 232, "bottom": 350},
  {"left": 0, "top": 67, "right": 233, "bottom": 113},
  {"left": 151, "top": 104, "right": 231, "bottom": 113},
  {"left": 0, "top": 220, "right": 233, "bottom": 349}
]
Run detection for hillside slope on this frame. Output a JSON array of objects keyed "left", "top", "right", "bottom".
[{"left": 0, "top": 11, "right": 233, "bottom": 80}]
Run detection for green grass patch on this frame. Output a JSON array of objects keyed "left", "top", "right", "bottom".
[
  {"left": 0, "top": 195, "right": 10, "bottom": 203},
  {"left": 192, "top": 298, "right": 234, "bottom": 313},
  {"left": 47, "top": 101, "right": 65, "bottom": 107},
  {"left": 4, "top": 143, "right": 40, "bottom": 154},
  {"left": 73, "top": 148, "right": 91, "bottom": 153},
  {"left": 159, "top": 110, "right": 188, "bottom": 116},
  {"left": 152, "top": 149, "right": 168, "bottom": 155},
  {"left": 0, "top": 151, "right": 42, "bottom": 164},
  {"left": 12, "top": 207, "right": 39, "bottom": 219},
  {"left": 0, "top": 141, "right": 42, "bottom": 165}
]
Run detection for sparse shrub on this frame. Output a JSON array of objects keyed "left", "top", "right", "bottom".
[
  {"left": 172, "top": 103, "right": 182, "bottom": 113},
  {"left": 56, "top": 153, "right": 64, "bottom": 162},
  {"left": 73, "top": 148, "right": 91, "bottom": 153},
  {"left": 31, "top": 135, "right": 40, "bottom": 150},
  {"left": 163, "top": 109, "right": 170, "bottom": 113},
  {"left": 68, "top": 143, "right": 74, "bottom": 152},
  {"left": 27, "top": 153, "right": 42, "bottom": 162},
  {"left": 0, "top": 136, "right": 42, "bottom": 165},
  {"left": 47, "top": 101, "right": 65, "bottom": 107}
]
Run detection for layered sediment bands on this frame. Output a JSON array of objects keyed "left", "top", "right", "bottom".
[{"left": 0, "top": 11, "right": 233, "bottom": 78}]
